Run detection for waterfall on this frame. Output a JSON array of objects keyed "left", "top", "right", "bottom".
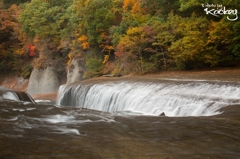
[
  {"left": 0, "top": 87, "right": 35, "bottom": 103},
  {"left": 56, "top": 79, "right": 240, "bottom": 116}
]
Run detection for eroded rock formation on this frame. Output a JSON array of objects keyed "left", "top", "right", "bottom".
[
  {"left": 67, "top": 56, "right": 85, "bottom": 84},
  {"left": 27, "top": 66, "right": 60, "bottom": 95}
]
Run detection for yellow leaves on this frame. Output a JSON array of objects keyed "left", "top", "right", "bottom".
[
  {"left": 126, "top": 27, "right": 142, "bottom": 36},
  {"left": 67, "top": 53, "right": 74, "bottom": 65},
  {"left": 78, "top": 35, "right": 89, "bottom": 50},
  {"left": 106, "top": 45, "right": 113, "bottom": 50},
  {"left": 101, "top": 45, "right": 113, "bottom": 64},
  {"left": 102, "top": 55, "right": 109, "bottom": 64},
  {"left": 15, "top": 48, "right": 25, "bottom": 55},
  {"left": 102, "top": 45, "right": 114, "bottom": 52}
]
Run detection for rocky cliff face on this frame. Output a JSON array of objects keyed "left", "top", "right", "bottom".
[
  {"left": 27, "top": 66, "right": 60, "bottom": 95},
  {"left": 67, "top": 56, "right": 85, "bottom": 84}
]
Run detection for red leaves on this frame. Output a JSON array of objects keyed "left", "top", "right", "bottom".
[{"left": 27, "top": 44, "right": 36, "bottom": 57}]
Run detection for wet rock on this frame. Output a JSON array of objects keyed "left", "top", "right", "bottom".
[{"left": 159, "top": 112, "right": 165, "bottom": 116}]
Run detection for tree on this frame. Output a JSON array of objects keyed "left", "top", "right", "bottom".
[
  {"left": 20, "top": 0, "right": 72, "bottom": 40},
  {"left": 139, "top": 0, "right": 180, "bottom": 16},
  {"left": 20, "top": 0, "right": 75, "bottom": 71},
  {"left": 0, "top": 4, "right": 31, "bottom": 75},
  {"left": 76, "top": 0, "right": 115, "bottom": 47},
  {"left": 208, "top": 18, "right": 240, "bottom": 66},
  {"left": 167, "top": 13, "right": 218, "bottom": 69},
  {"left": 0, "top": 6, "right": 16, "bottom": 67},
  {"left": 115, "top": 25, "right": 158, "bottom": 74},
  {"left": 153, "top": 20, "right": 175, "bottom": 70}
]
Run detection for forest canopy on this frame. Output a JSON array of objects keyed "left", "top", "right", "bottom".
[{"left": 0, "top": 0, "right": 240, "bottom": 78}]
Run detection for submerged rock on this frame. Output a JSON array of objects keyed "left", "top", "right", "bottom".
[{"left": 159, "top": 112, "right": 166, "bottom": 117}]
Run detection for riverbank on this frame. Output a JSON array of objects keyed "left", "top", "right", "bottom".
[{"left": 145, "top": 67, "right": 240, "bottom": 82}]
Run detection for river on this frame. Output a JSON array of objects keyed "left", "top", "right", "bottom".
[{"left": 0, "top": 73, "right": 240, "bottom": 159}]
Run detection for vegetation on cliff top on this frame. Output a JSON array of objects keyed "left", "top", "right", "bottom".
[{"left": 0, "top": 0, "right": 240, "bottom": 78}]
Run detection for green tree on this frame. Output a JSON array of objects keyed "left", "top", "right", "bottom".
[
  {"left": 153, "top": 20, "right": 175, "bottom": 70},
  {"left": 20, "top": 0, "right": 76, "bottom": 71},
  {"left": 208, "top": 18, "right": 240, "bottom": 66},
  {"left": 76, "top": 0, "right": 116, "bottom": 47},
  {"left": 167, "top": 13, "right": 218, "bottom": 69},
  {"left": 20, "top": 0, "right": 73, "bottom": 40}
]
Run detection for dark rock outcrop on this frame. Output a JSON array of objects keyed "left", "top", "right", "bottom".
[{"left": 159, "top": 112, "right": 166, "bottom": 117}]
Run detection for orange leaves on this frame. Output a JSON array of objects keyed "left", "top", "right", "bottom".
[
  {"left": 77, "top": 35, "right": 89, "bottom": 50},
  {"left": 81, "top": 42, "right": 89, "bottom": 50},
  {"left": 0, "top": 9, "right": 14, "bottom": 31},
  {"left": 123, "top": 0, "right": 141, "bottom": 14},
  {"left": 78, "top": 35, "right": 88, "bottom": 42},
  {"left": 131, "top": 1, "right": 141, "bottom": 14},
  {"left": 123, "top": 0, "right": 135, "bottom": 10}
]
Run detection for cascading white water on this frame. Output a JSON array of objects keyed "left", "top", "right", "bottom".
[
  {"left": 56, "top": 80, "right": 240, "bottom": 116},
  {"left": 1, "top": 92, "right": 20, "bottom": 101}
]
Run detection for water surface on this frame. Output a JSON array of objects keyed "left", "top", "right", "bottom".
[
  {"left": 1, "top": 74, "right": 240, "bottom": 159},
  {"left": 0, "top": 100, "right": 240, "bottom": 159}
]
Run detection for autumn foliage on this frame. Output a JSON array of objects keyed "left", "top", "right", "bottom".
[
  {"left": 27, "top": 44, "right": 36, "bottom": 57},
  {"left": 0, "top": 0, "right": 240, "bottom": 77}
]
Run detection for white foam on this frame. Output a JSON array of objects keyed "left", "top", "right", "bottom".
[
  {"left": 3, "top": 92, "right": 19, "bottom": 101},
  {"left": 12, "top": 108, "right": 25, "bottom": 112},
  {"left": 54, "top": 127, "right": 80, "bottom": 135},
  {"left": 7, "top": 116, "right": 19, "bottom": 121},
  {"left": 44, "top": 115, "right": 75, "bottom": 123},
  {"left": 35, "top": 100, "right": 52, "bottom": 103},
  {"left": 57, "top": 81, "right": 240, "bottom": 117}
]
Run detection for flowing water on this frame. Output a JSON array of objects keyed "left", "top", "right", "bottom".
[
  {"left": 1, "top": 76, "right": 240, "bottom": 159},
  {"left": 57, "top": 79, "right": 240, "bottom": 117}
]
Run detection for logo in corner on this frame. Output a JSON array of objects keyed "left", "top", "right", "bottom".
[{"left": 202, "top": 3, "right": 238, "bottom": 21}]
